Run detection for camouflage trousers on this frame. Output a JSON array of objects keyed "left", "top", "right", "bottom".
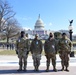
[
  {"left": 59, "top": 50, "right": 70, "bottom": 68},
  {"left": 32, "top": 53, "right": 41, "bottom": 70},
  {"left": 18, "top": 49, "right": 28, "bottom": 70},
  {"left": 45, "top": 53, "right": 56, "bottom": 70}
]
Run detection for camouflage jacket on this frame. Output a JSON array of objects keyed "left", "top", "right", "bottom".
[
  {"left": 44, "top": 38, "right": 58, "bottom": 54},
  {"left": 58, "top": 38, "right": 72, "bottom": 51},
  {"left": 16, "top": 37, "right": 30, "bottom": 51},
  {"left": 30, "top": 39, "right": 42, "bottom": 54}
]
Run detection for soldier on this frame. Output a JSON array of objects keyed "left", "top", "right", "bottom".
[
  {"left": 30, "top": 34, "right": 42, "bottom": 71},
  {"left": 16, "top": 31, "right": 30, "bottom": 71},
  {"left": 58, "top": 33, "right": 72, "bottom": 72},
  {"left": 44, "top": 32, "right": 58, "bottom": 72}
]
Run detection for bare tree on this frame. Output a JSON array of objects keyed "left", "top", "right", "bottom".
[
  {"left": 0, "top": 0, "right": 15, "bottom": 32},
  {"left": 3, "top": 18, "right": 21, "bottom": 43}
]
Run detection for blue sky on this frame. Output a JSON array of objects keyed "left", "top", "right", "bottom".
[{"left": 7, "top": 0, "right": 76, "bottom": 34}]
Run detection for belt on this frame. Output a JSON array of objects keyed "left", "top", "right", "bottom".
[{"left": 18, "top": 47, "right": 27, "bottom": 49}]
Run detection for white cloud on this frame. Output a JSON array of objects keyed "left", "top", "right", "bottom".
[
  {"left": 45, "top": 22, "right": 52, "bottom": 26},
  {"left": 49, "top": 22, "right": 52, "bottom": 26},
  {"left": 23, "top": 27, "right": 32, "bottom": 30}
]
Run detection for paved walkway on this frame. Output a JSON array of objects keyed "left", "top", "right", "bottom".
[
  {"left": 0, "top": 55, "right": 76, "bottom": 66},
  {"left": 0, "top": 55, "right": 76, "bottom": 75}
]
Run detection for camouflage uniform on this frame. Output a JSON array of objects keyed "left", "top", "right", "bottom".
[
  {"left": 30, "top": 37, "right": 42, "bottom": 71},
  {"left": 58, "top": 34, "right": 72, "bottom": 71},
  {"left": 44, "top": 38, "right": 58, "bottom": 72},
  {"left": 16, "top": 36, "right": 30, "bottom": 71}
]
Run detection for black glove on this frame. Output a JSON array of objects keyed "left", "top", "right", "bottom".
[
  {"left": 26, "top": 51, "right": 29, "bottom": 55},
  {"left": 16, "top": 50, "right": 18, "bottom": 54},
  {"left": 59, "top": 50, "right": 62, "bottom": 54},
  {"left": 55, "top": 51, "right": 57, "bottom": 54}
]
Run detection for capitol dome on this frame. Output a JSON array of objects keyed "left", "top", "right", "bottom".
[{"left": 34, "top": 14, "right": 44, "bottom": 30}]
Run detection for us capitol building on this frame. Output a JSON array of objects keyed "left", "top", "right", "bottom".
[
  {"left": 24, "top": 14, "right": 72, "bottom": 39},
  {"left": 24, "top": 14, "right": 52, "bottom": 39}
]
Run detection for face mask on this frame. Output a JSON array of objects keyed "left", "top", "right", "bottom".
[
  {"left": 21, "top": 34, "right": 24, "bottom": 38},
  {"left": 49, "top": 35, "right": 53, "bottom": 38},
  {"left": 62, "top": 35, "right": 66, "bottom": 39},
  {"left": 35, "top": 36, "right": 38, "bottom": 39}
]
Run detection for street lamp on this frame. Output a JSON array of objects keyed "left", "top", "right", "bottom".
[
  {"left": 68, "top": 20, "right": 75, "bottom": 57},
  {"left": 68, "top": 25, "right": 73, "bottom": 41}
]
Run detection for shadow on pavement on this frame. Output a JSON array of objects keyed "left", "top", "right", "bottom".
[{"left": 0, "top": 69, "right": 61, "bottom": 74}]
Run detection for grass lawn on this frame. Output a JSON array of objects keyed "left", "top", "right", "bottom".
[
  {"left": 0, "top": 49, "right": 76, "bottom": 55},
  {"left": 0, "top": 50, "right": 16, "bottom": 55},
  {"left": 0, "top": 49, "right": 45, "bottom": 55}
]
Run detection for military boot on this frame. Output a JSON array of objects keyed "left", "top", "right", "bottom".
[
  {"left": 53, "top": 67, "right": 57, "bottom": 72},
  {"left": 36, "top": 62, "right": 39, "bottom": 71},
  {"left": 53, "top": 66, "right": 57, "bottom": 72},
  {"left": 34, "top": 66, "right": 37, "bottom": 71},
  {"left": 64, "top": 67, "right": 69, "bottom": 72},
  {"left": 46, "top": 60, "right": 50, "bottom": 72},
  {"left": 64, "top": 69, "right": 69, "bottom": 72},
  {"left": 46, "top": 65, "right": 49, "bottom": 72},
  {"left": 23, "top": 61, "right": 27, "bottom": 71},
  {"left": 34, "top": 65, "right": 38, "bottom": 71},
  {"left": 36, "top": 65, "right": 39, "bottom": 71},
  {"left": 23, "top": 67, "right": 26, "bottom": 71},
  {"left": 23, "top": 66, "right": 27, "bottom": 71},
  {"left": 61, "top": 66, "right": 64, "bottom": 71},
  {"left": 17, "top": 65, "right": 22, "bottom": 71},
  {"left": 61, "top": 61, "right": 64, "bottom": 71}
]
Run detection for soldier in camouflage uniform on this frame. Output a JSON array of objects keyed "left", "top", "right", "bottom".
[
  {"left": 58, "top": 33, "right": 72, "bottom": 72},
  {"left": 44, "top": 32, "right": 58, "bottom": 72},
  {"left": 16, "top": 31, "right": 30, "bottom": 71},
  {"left": 30, "top": 34, "right": 42, "bottom": 71}
]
